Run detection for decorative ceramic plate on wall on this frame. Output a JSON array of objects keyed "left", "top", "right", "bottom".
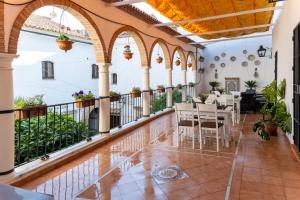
[
  {"left": 242, "top": 61, "right": 248, "bottom": 67},
  {"left": 243, "top": 50, "right": 248, "bottom": 54},
  {"left": 210, "top": 63, "right": 215, "bottom": 68},
  {"left": 254, "top": 60, "right": 261, "bottom": 66},
  {"left": 230, "top": 56, "right": 236, "bottom": 62},
  {"left": 221, "top": 63, "right": 226, "bottom": 68},
  {"left": 221, "top": 52, "right": 226, "bottom": 57},
  {"left": 214, "top": 56, "right": 220, "bottom": 61},
  {"left": 248, "top": 54, "right": 255, "bottom": 61}
]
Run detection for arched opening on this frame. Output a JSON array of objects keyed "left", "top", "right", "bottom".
[
  {"left": 186, "top": 51, "right": 196, "bottom": 83},
  {"left": 172, "top": 47, "right": 186, "bottom": 86},
  {"left": 10, "top": 2, "right": 106, "bottom": 166}
]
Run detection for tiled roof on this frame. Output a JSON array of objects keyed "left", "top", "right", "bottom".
[{"left": 23, "top": 14, "right": 89, "bottom": 39}]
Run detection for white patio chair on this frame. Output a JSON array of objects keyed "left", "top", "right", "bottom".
[
  {"left": 175, "top": 103, "right": 199, "bottom": 149},
  {"left": 196, "top": 103, "right": 225, "bottom": 152}
]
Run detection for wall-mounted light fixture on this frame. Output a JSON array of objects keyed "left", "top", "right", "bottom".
[
  {"left": 257, "top": 45, "right": 272, "bottom": 58},
  {"left": 214, "top": 69, "right": 218, "bottom": 79},
  {"left": 254, "top": 68, "right": 259, "bottom": 78},
  {"left": 199, "top": 56, "right": 205, "bottom": 62}
]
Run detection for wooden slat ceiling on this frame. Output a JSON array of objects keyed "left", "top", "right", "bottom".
[{"left": 147, "top": 0, "right": 276, "bottom": 39}]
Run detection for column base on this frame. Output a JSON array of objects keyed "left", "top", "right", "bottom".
[
  {"left": 99, "top": 131, "right": 110, "bottom": 134},
  {"left": 0, "top": 168, "right": 14, "bottom": 176}
]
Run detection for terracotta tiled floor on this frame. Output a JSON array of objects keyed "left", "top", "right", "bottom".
[{"left": 20, "top": 113, "right": 300, "bottom": 200}]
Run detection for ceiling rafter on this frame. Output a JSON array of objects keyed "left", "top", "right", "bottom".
[{"left": 111, "top": 0, "right": 146, "bottom": 6}]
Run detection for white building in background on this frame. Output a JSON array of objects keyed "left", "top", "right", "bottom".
[{"left": 13, "top": 14, "right": 194, "bottom": 105}]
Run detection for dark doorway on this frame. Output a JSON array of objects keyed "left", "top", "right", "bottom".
[{"left": 293, "top": 24, "right": 300, "bottom": 151}]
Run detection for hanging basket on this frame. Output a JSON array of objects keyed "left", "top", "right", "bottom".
[
  {"left": 56, "top": 40, "right": 73, "bottom": 52},
  {"left": 123, "top": 52, "right": 133, "bottom": 60},
  {"left": 175, "top": 59, "right": 181, "bottom": 66},
  {"left": 188, "top": 63, "right": 192, "bottom": 68},
  {"left": 156, "top": 56, "right": 163, "bottom": 64},
  {"left": 157, "top": 86, "right": 165, "bottom": 93}
]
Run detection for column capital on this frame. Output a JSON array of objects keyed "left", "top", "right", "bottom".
[
  {"left": 142, "top": 65, "right": 150, "bottom": 70},
  {"left": 0, "top": 53, "right": 18, "bottom": 71}
]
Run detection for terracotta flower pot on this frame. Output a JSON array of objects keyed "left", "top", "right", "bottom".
[
  {"left": 266, "top": 122, "right": 278, "bottom": 136},
  {"left": 56, "top": 40, "right": 73, "bottom": 52},
  {"left": 175, "top": 59, "right": 181, "bottom": 66},
  {"left": 123, "top": 52, "right": 133, "bottom": 60},
  {"left": 110, "top": 95, "right": 120, "bottom": 102},
  {"left": 15, "top": 105, "right": 47, "bottom": 119},
  {"left": 131, "top": 92, "right": 141, "bottom": 98},
  {"left": 156, "top": 56, "right": 163, "bottom": 64},
  {"left": 157, "top": 87, "right": 165, "bottom": 93},
  {"left": 75, "top": 98, "right": 95, "bottom": 108},
  {"left": 188, "top": 63, "right": 192, "bottom": 68}
]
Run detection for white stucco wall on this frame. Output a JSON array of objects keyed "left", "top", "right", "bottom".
[
  {"left": 201, "top": 36, "right": 273, "bottom": 94},
  {"left": 272, "top": 0, "right": 300, "bottom": 142},
  {"left": 13, "top": 30, "right": 192, "bottom": 104}
]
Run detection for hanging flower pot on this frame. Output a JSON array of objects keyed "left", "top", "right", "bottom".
[
  {"left": 175, "top": 59, "right": 181, "bottom": 66},
  {"left": 156, "top": 56, "right": 163, "bottom": 64},
  {"left": 157, "top": 85, "right": 165, "bottom": 93},
  {"left": 188, "top": 63, "right": 192, "bottom": 68},
  {"left": 123, "top": 45, "right": 133, "bottom": 60},
  {"left": 56, "top": 34, "right": 73, "bottom": 52}
]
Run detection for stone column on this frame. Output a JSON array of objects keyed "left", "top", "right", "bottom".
[
  {"left": 182, "top": 69, "right": 187, "bottom": 102},
  {"left": 166, "top": 68, "right": 173, "bottom": 108},
  {"left": 192, "top": 69, "right": 197, "bottom": 97},
  {"left": 142, "top": 66, "right": 150, "bottom": 117},
  {"left": 98, "top": 63, "right": 111, "bottom": 134},
  {"left": 0, "top": 53, "right": 17, "bottom": 175}
]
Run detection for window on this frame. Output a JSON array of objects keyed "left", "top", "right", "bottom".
[
  {"left": 42, "top": 61, "right": 54, "bottom": 80},
  {"left": 112, "top": 73, "right": 117, "bottom": 85},
  {"left": 92, "top": 64, "right": 99, "bottom": 79}
]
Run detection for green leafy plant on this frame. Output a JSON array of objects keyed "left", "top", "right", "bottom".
[
  {"left": 14, "top": 95, "right": 45, "bottom": 109},
  {"left": 217, "top": 87, "right": 225, "bottom": 94},
  {"left": 57, "top": 33, "right": 70, "bottom": 41},
  {"left": 109, "top": 91, "right": 120, "bottom": 97},
  {"left": 131, "top": 87, "right": 141, "bottom": 93},
  {"left": 253, "top": 79, "right": 292, "bottom": 140},
  {"left": 151, "top": 90, "right": 182, "bottom": 113},
  {"left": 244, "top": 80, "right": 257, "bottom": 90},
  {"left": 209, "top": 81, "right": 220, "bottom": 91},
  {"left": 198, "top": 93, "right": 208, "bottom": 103}
]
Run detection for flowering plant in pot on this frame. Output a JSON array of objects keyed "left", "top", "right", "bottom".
[
  {"left": 123, "top": 45, "right": 133, "bottom": 60},
  {"left": 72, "top": 90, "right": 95, "bottom": 108},
  {"left": 253, "top": 79, "right": 292, "bottom": 140},
  {"left": 110, "top": 91, "right": 120, "bottom": 102},
  {"left": 15, "top": 95, "right": 47, "bottom": 119},
  {"left": 157, "top": 85, "right": 165, "bottom": 93},
  {"left": 131, "top": 87, "right": 141, "bottom": 98},
  {"left": 56, "top": 33, "right": 73, "bottom": 52}
]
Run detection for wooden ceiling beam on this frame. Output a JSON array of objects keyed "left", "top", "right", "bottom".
[{"left": 111, "top": 0, "right": 146, "bottom": 6}]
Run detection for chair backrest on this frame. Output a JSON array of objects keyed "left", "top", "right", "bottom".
[
  {"left": 205, "top": 94, "right": 216, "bottom": 104},
  {"left": 196, "top": 103, "right": 218, "bottom": 122},
  {"left": 175, "top": 103, "right": 194, "bottom": 122},
  {"left": 223, "top": 94, "right": 234, "bottom": 106}
]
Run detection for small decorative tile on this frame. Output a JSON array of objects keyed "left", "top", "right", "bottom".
[{"left": 151, "top": 165, "right": 189, "bottom": 184}]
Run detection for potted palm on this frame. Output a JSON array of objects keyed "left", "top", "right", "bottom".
[
  {"left": 110, "top": 91, "right": 120, "bottom": 102},
  {"left": 209, "top": 81, "right": 220, "bottom": 91},
  {"left": 244, "top": 80, "right": 257, "bottom": 92},
  {"left": 253, "top": 79, "right": 292, "bottom": 140},
  {"left": 56, "top": 33, "right": 73, "bottom": 52},
  {"left": 73, "top": 90, "right": 95, "bottom": 108},
  {"left": 157, "top": 85, "right": 165, "bottom": 93},
  {"left": 131, "top": 87, "right": 141, "bottom": 98},
  {"left": 15, "top": 95, "right": 47, "bottom": 119},
  {"left": 123, "top": 45, "right": 133, "bottom": 60}
]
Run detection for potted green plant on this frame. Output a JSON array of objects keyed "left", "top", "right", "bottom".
[
  {"left": 176, "top": 84, "right": 183, "bottom": 90},
  {"left": 123, "top": 45, "right": 133, "bottom": 60},
  {"left": 56, "top": 33, "right": 73, "bottom": 52},
  {"left": 15, "top": 95, "right": 47, "bottom": 119},
  {"left": 72, "top": 90, "right": 95, "bottom": 108},
  {"left": 198, "top": 93, "right": 208, "bottom": 104},
  {"left": 131, "top": 87, "right": 141, "bottom": 98},
  {"left": 157, "top": 85, "right": 165, "bottom": 93},
  {"left": 209, "top": 81, "right": 220, "bottom": 91},
  {"left": 244, "top": 80, "right": 257, "bottom": 92},
  {"left": 217, "top": 87, "right": 225, "bottom": 94},
  {"left": 110, "top": 91, "right": 120, "bottom": 102},
  {"left": 189, "top": 82, "right": 195, "bottom": 87},
  {"left": 253, "top": 79, "right": 292, "bottom": 140}
]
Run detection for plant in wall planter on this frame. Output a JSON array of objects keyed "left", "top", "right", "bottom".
[
  {"left": 175, "top": 58, "right": 181, "bottom": 66},
  {"left": 209, "top": 81, "right": 220, "bottom": 92},
  {"left": 123, "top": 45, "right": 133, "bottom": 60},
  {"left": 253, "top": 79, "right": 292, "bottom": 140},
  {"left": 15, "top": 95, "right": 47, "bottom": 119},
  {"left": 131, "top": 87, "right": 141, "bottom": 98},
  {"left": 244, "top": 80, "right": 257, "bottom": 92},
  {"left": 56, "top": 33, "right": 73, "bottom": 52},
  {"left": 157, "top": 85, "right": 165, "bottom": 93},
  {"left": 156, "top": 55, "right": 163, "bottom": 64},
  {"left": 110, "top": 91, "right": 120, "bottom": 102},
  {"left": 176, "top": 84, "right": 183, "bottom": 90},
  {"left": 72, "top": 90, "right": 95, "bottom": 108},
  {"left": 188, "top": 82, "right": 195, "bottom": 87}
]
